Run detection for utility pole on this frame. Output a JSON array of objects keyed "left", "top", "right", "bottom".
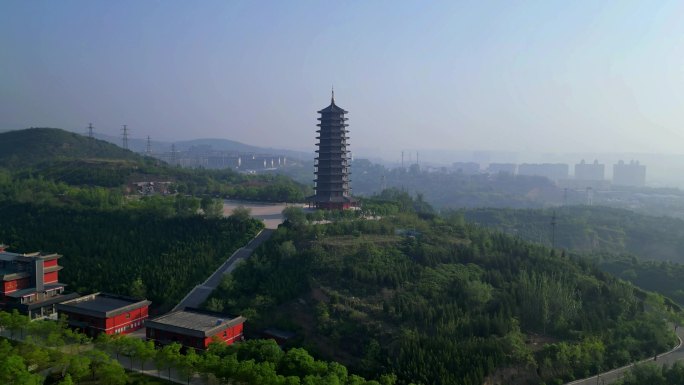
[
  {"left": 122, "top": 125, "right": 129, "bottom": 150},
  {"left": 146, "top": 136, "right": 152, "bottom": 155},
  {"left": 550, "top": 210, "right": 557, "bottom": 249},
  {"left": 87, "top": 123, "right": 94, "bottom": 139},
  {"left": 586, "top": 187, "right": 593, "bottom": 206}
]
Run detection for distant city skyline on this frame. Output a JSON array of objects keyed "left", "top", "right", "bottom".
[{"left": 3, "top": 1, "right": 684, "bottom": 157}]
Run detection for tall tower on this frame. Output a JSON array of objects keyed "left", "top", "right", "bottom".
[
  {"left": 122, "top": 125, "right": 129, "bottom": 150},
  {"left": 309, "top": 90, "right": 356, "bottom": 210}
]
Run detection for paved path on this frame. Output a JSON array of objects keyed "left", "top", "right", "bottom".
[
  {"left": 172, "top": 229, "right": 275, "bottom": 311},
  {"left": 223, "top": 200, "right": 296, "bottom": 229},
  {"left": 566, "top": 326, "right": 684, "bottom": 385}
]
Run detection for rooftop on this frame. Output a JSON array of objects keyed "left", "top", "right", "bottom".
[
  {"left": 146, "top": 307, "right": 245, "bottom": 338},
  {"left": 317, "top": 97, "right": 348, "bottom": 114},
  {"left": 0, "top": 250, "right": 61, "bottom": 263},
  {"left": 57, "top": 292, "right": 151, "bottom": 318}
]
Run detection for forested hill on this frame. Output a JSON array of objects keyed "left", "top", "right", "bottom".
[
  {"left": 203, "top": 197, "right": 679, "bottom": 385},
  {"left": 461, "top": 205, "right": 684, "bottom": 262},
  {"left": 0, "top": 127, "right": 144, "bottom": 166},
  {"left": 0, "top": 127, "right": 309, "bottom": 202},
  {"left": 0, "top": 201, "right": 263, "bottom": 312},
  {"left": 460, "top": 206, "right": 684, "bottom": 308}
]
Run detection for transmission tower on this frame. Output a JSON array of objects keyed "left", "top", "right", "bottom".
[
  {"left": 87, "top": 123, "right": 94, "bottom": 139},
  {"left": 122, "top": 125, "right": 129, "bottom": 150},
  {"left": 550, "top": 210, "right": 557, "bottom": 249},
  {"left": 146, "top": 136, "right": 152, "bottom": 155}
]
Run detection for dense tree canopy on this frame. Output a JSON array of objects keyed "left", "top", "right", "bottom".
[
  {"left": 0, "top": 202, "right": 263, "bottom": 310},
  {"left": 205, "top": 195, "right": 679, "bottom": 385}
]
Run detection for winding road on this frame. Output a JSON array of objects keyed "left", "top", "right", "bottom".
[{"left": 566, "top": 326, "right": 684, "bottom": 385}]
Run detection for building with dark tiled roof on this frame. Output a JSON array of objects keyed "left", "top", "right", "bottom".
[
  {"left": 145, "top": 307, "right": 245, "bottom": 350},
  {"left": 56, "top": 292, "right": 151, "bottom": 336}
]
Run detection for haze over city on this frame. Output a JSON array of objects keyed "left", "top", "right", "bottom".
[{"left": 3, "top": 1, "right": 684, "bottom": 160}]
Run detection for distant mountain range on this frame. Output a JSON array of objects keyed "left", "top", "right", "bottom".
[{"left": 93, "top": 132, "right": 312, "bottom": 160}]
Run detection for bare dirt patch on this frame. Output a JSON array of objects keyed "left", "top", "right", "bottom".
[{"left": 223, "top": 200, "right": 305, "bottom": 229}]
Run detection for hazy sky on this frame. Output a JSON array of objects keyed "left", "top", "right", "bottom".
[{"left": 2, "top": 1, "right": 684, "bottom": 159}]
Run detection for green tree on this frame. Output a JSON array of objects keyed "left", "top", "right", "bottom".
[
  {"left": 57, "top": 373, "right": 75, "bottom": 385},
  {"left": 283, "top": 206, "right": 306, "bottom": 227},
  {"left": 178, "top": 347, "right": 201, "bottom": 385},
  {"left": 156, "top": 342, "right": 183, "bottom": 380},
  {"left": 136, "top": 340, "right": 157, "bottom": 372},
  {"left": 202, "top": 197, "right": 224, "bottom": 218},
  {"left": 0, "top": 355, "right": 42, "bottom": 385},
  {"left": 96, "top": 360, "right": 127, "bottom": 385},
  {"left": 6, "top": 310, "right": 28, "bottom": 340},
  {"left": 231, "top": 205, "right": 252, "bottom": 221},
  {"left": 65, "top": 355, "right": 91, "bottom": 383},
  {"left": 84, "top": 349, "right": 112, "bottom": 380},
  {"left": 130, "top": 277, "right": 147, "bottom": 299}
]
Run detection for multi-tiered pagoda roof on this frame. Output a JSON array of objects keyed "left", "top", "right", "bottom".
[{"left": 309, "top": 92, "right": 356, "bottom": 210}]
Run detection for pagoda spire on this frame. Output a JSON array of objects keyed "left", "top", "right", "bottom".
[{"left": 331, "top": 86, "right": 335, "bottom": 104}]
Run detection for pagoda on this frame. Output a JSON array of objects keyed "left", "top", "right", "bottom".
[{"left": 309, "top": 91, "right": 356, "bottom": 210}]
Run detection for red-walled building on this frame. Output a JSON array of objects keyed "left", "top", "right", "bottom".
[
  {"left": 0, "top": 244, "right": 78, "bottom": 319},
  {"left": 56, "top": 292, "right": 151, "bottom": 337},
  {"left": 146, "top": 307, "right": 245, "bottom": 350}
]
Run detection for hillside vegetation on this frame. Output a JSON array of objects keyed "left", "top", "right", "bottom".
[
  {"left": 204, "top": 195, "right": 678, "bottom": 385},
  {"left": 0, "top": 127, "right": 144, "bottom": 166},
  {"left": 460, "top": 206, "right": 684, "bottom": 307},
  {"left": 461, "top": 206, "right": 684, "bottom": 262},
  {"left": 0, "top": 127, "right": 309, "bottom": 203},
  {"left": 0, "top": 202, "right": 263, "bottom": 311}
]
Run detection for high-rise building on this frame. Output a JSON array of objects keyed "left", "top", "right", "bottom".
[
  {"left": 575, "top": 159, "right": 605, "bottom": 181},
  {"left": 613, "top": 160, "right": 646, "bottom": 187},
  {"left": 309, "top": 92, "right": 356, "bottom": 210}
]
